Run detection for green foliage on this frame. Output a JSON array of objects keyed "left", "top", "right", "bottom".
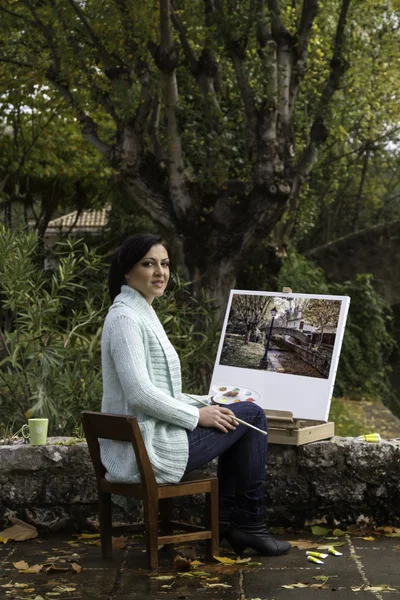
[
  {"left": 276, "top": 250, "right": 329, "bottom": 294},
  {"left": 0, "top": 226, "right": 108, "bottom": 435},
  {"left": 0, "top": 228, "right": 219, "bottom": 435},
  {"left": 277, "top": 250, "right": 397, "bottom": 403},
  {"left": 331, "top": 275, "right": 397, "bottom": 404}
]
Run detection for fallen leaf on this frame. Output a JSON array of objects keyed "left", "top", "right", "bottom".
[
  {"left": 317, "top": 542, "right": 344, "bottom": 550},
  {"left": 247, "top": 562, "right": 262, "bottom": 566},
  {"left": 71, "top": 563, "right": 82, "bottom": 574},
  {"left": 180, "top": 570, "right": 209, "bottom": 577},
  {"left": 313, "top": 575, "right": 338, "bottom": 581},
  {"left": 385, "top": 533, "right": 400, "bottom": 538},
  {"left": 376, "top": 526, "right": 395, "bottom": 533},
  {"left": 0, "top": 583, "right": 14, "bottom": 589},
  {"left": 52, "top": 586, "right": 77, "bottom": 593},
  {"left": 75, "top": 533, "right": 100, "bottom": 540},
  {"left": 288, "top": 539, "right": 318, "bottom": 550},
  {"left": 111, "top": 536, "right": 128, "bottom": 550},
  {"left": 205, "top": 583, "right": 232, "bottom": 588},
  {"left": 332, "top": 529, "right": 347, "bottom": 536},
  {"left": 282, "top": 583, "right": 309, "bottom": 589},
  {"left": 0, "top": 536, "right": 9, "bottom": 544},
  {"left": 311, "top": 526, "right": 331, "bottom": 536},
  {"left": 150, "top": 575, "right": 176, "bottom": 581},
  {"left": 19, "top": 564, "right": 44, "bottom": 574},
  {"left": 235, "top": 557, "right": 251, "bottom": 564},
  {"left": 206, "top": 577, "right": 220, "bottom": 582},
  {"left": 213, "top": 556, "right": 236, "bottom": 564},
  {"left": 22, "top": 588, "right": 36, "bottom": 593},
  {"left": 0, "top": 518, "right": 38, "bottom": 542},
  {"left": 393, "top": 545, "right": 400, "bottom": 552},
  {"left": 362, "top": 536, "right": 375, "bottom": 541},
  {"left": 351, "top": 585, "right": 365, "bottom": 592},
  {"left": 13, "top": 561, "right": 29, "bottom": 570},
  {"left": 65, "top": 541, "right": 80, "bottom": 547},
  {"left": 161, "top": 583, "right": 175, "bottom": 589},
  {"left": 174, "top": 554, "right": 191, "bottom": 571},
  {"left": 191, "top": 560, "right": 204, "bottom": 568},
  {"left": 42, "top": 563, "right": 69, "bottom": 573},
  {"left": 14, "top": 583, "right": 29, "bottom": 588},
  {"left": 309, "top": 583, "right": 329, "bottom": 589},
  {"left": 365, "top": 585, "right": 396, "bottom": 592}
]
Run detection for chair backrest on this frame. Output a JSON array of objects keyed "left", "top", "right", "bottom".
[{"left": 81, "top": 411, "right": 157, "bottom": 491}]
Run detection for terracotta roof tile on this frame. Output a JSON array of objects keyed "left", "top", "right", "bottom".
[{"left": 47, "top": 205, "right": 111, "bottom": 230}]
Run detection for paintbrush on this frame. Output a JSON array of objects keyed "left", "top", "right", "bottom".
[{"left": 186, "top": 394, "right": 268, "bottom": 436}]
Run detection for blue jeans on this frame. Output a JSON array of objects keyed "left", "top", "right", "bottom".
[{"left": 185, "top": 402, "right": 268, "bottom": 524}]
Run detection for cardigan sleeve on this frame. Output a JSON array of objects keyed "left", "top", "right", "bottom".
[
  {"left": 180, "top": 393, "right": 212, "bottom": 407},
  {"left": 108, "top": 315, "right": 199, "bottom": 430}
]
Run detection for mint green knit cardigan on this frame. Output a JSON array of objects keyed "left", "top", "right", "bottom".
[{"left": 100, "top": 285, "right": 207, "bottom": 484}]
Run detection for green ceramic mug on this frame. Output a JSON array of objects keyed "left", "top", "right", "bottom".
[{"left": 21, "top": 418, "right": 49, "bottom": 446}]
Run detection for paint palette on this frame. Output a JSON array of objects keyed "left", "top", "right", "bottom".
[{"left": 211, "top": 384, "right": 261, "bottom": 405}]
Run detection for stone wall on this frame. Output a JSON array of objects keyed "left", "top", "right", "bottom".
[{"left": 1, "top": 437, "right": 399, "bottom": 531}]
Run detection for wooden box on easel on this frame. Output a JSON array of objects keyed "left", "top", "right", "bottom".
[{"left": 264, "top": 409, "right": 335, "bottom": 446}]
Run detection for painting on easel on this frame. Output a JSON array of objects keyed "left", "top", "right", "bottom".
[{"left": 210, "top": 290, "right": 350, "bottom": 422}]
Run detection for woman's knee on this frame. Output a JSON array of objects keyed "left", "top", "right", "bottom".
[{"left": 231, "top": 401, "right": 268, "bottom": 429}]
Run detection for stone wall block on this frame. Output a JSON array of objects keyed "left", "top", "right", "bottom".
[
  {"left": 298, "top": 440, "right": 344, "bottom": 470},
  {"left": 0, "top": 444, "right": 69, "bottom": 472},
  {"left": 344, "top": 442, "right": 398, "bottom": 484},
  {"left": 0, "top": 475, "right": 46, "bottom": 505}
]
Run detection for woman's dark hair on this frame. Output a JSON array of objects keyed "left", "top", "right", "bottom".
[{"left": 108, "top": 233, "right": 167, "bottom": 302}]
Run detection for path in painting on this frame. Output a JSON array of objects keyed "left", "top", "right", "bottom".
[{"left": 220, "top": 335, "right": 323, "bottom": 378}]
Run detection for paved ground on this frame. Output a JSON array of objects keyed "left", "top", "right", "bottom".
[{"left": 1, "top": 528, "right": 400, "bottom": 600}]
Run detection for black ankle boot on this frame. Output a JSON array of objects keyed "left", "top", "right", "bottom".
[{"left": 224, "top": 522, "right": 291, "bottom": 556}]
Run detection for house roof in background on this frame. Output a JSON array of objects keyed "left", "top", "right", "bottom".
[{"left": 46, "top": 205, "right": 111, "bottom": 231}]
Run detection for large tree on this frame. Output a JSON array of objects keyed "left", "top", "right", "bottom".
[{"left": 1, "top": 0, "right": 399, "bottom": 314}]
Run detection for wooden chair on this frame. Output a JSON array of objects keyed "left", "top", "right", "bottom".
[{"left": 81, "top": 410, "right": 219, "bottom": 569}]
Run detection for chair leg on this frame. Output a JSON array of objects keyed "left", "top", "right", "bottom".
[
  {"left": 159, "top": 498, "right": 174, "bottom": 553},
  {"left": 99, "top": 491, "right": 112, "bottom": 559},
  {"left": 144, "top": 497, "right": 159, "bottom": 569},
  {"left": 205, "top": 479, "right": 219, "bottom": 562}
]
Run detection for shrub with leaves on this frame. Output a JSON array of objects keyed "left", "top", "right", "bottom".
[
  {"left": 331, "top": 275, "right": 397, "bottom": 407},
  {"left": 0, "top": 228, "right": 219, "bottom": 436},
  {"left": 0, "top": 226, "right": 108, "bottom": 435},
  {"left": 276, "top": 250, "right": 397, "bottom": 406}
]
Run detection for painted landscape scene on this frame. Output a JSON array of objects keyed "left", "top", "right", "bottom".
[{"left": 219, "top": 294, "right": 342, "bottom": 379}]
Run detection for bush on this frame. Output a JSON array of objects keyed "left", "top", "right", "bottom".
[
  {"left": 276, "top": 250, "right": 397, "bottom": 404},
  {"left": 0, "top": 227, "right": 109, "bottom": 435},
  {"left": 331, "top": 275, "right": 397, "bottom": 405},
  {"left": 0, "top": 228, "right": 219, "bottom": 436}
]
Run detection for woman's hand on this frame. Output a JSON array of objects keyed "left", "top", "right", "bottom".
[{"left": 198, "top": 405, "right": 238, "bottom": 433}]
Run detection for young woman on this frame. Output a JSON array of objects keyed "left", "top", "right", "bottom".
[{"left": 100, "top": 233, "right": 290, "bottom": 557}]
